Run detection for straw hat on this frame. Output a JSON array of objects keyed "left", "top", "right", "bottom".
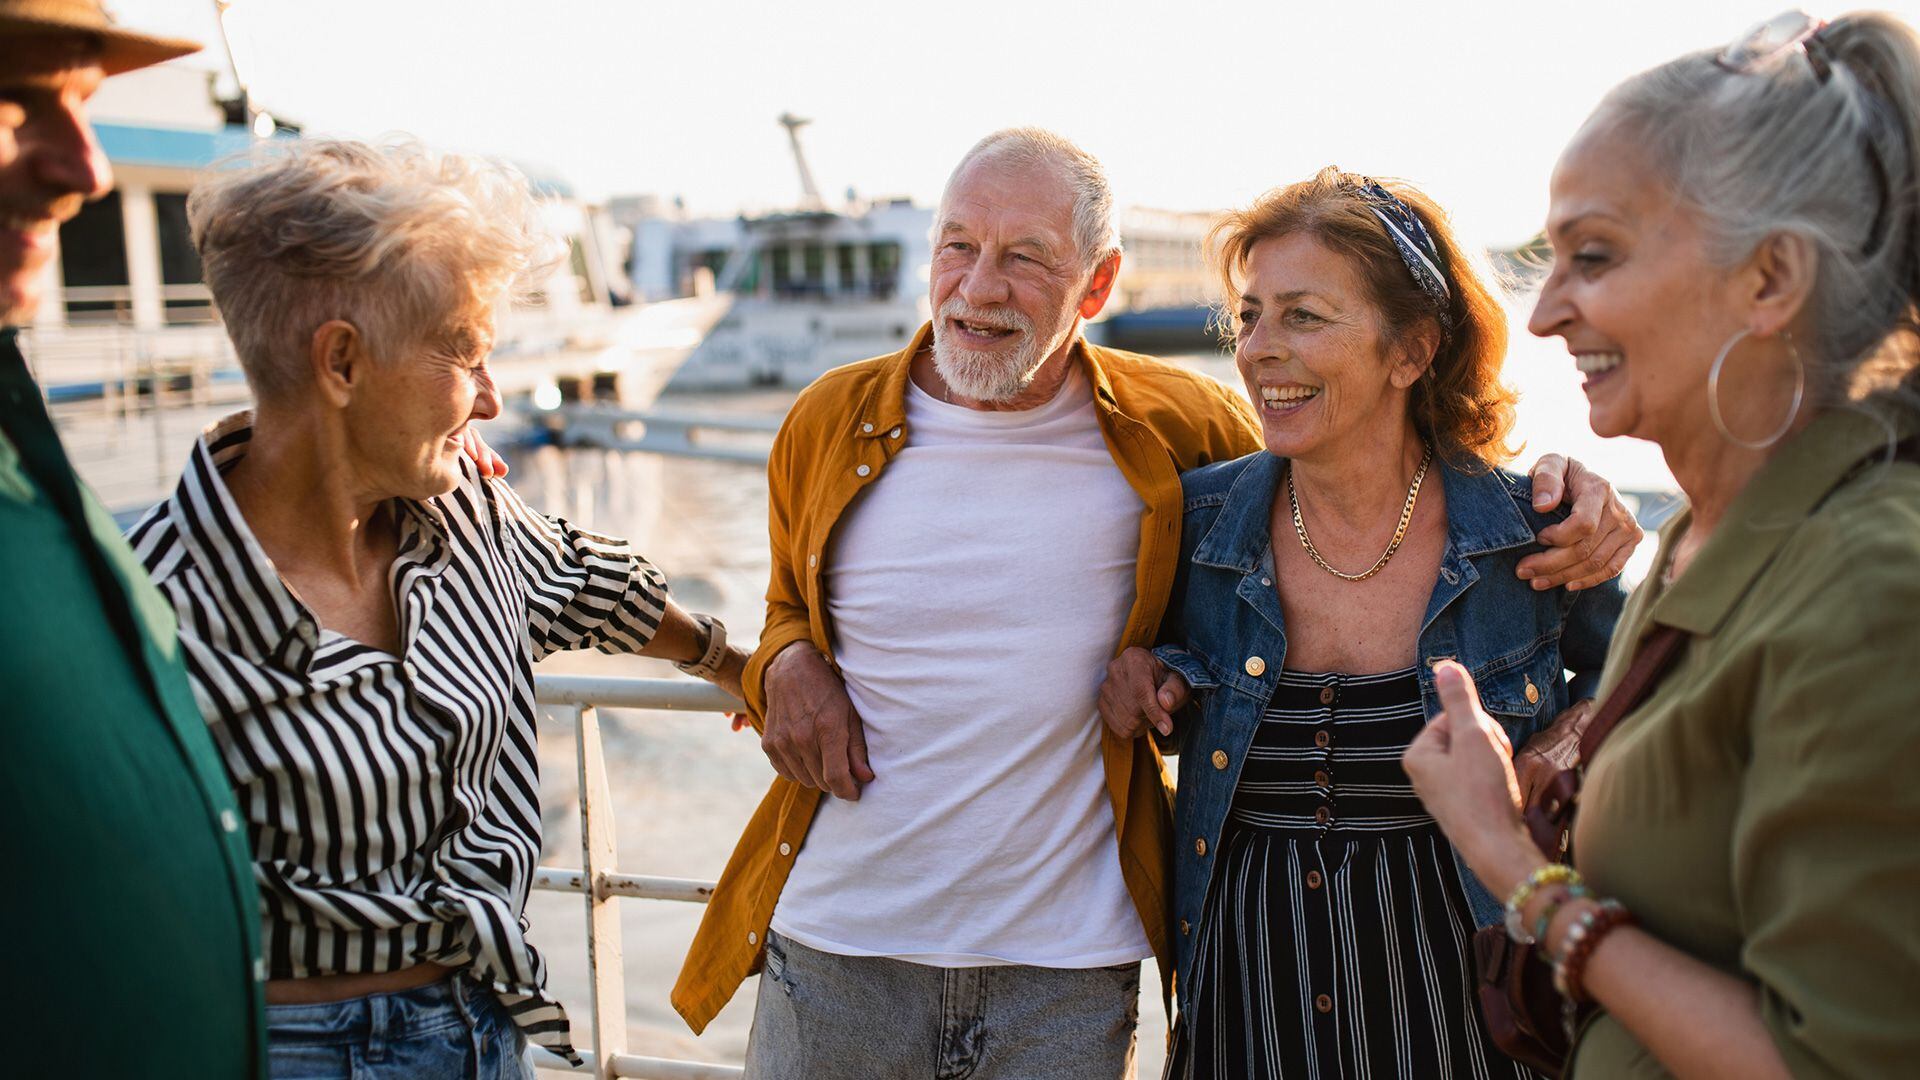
[{"left": 0, "top": 0, "right": 200, "bottom": 74}]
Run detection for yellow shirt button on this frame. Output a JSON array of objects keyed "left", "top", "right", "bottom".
[
  {"left": 1525, "top": 677, "right": 1541, "bottom": 704},
  {"left": 748, "top": 931, "right": 758, "bottom": 946},
  {"left": 778, "top": 842, "right": 792, "bottom": 856},
  {"left": 856, "top": 464, "right": 872, "bottom": 477},
  {"left": 1195, "top": 838, "right": 1208, "bottom": 856},
  {"left": 1245, "top": 656, "right": 1266, "bottom": 677},
  {"left": 1211, "top": 750, "right": 1228, "bottom": 770}
]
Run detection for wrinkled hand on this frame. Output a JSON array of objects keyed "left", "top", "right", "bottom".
[
  {"left": 1098, "top": 647, "right": 1191, "bottom": 740},
  {"left": 1404, "top": 662, "right": 1532, "bottom": 884},
  {"left": 461, "top": 428, "right": 510, "bottom": 478},
  {"left": 1518, "top": 454, "right": 1642, "bottom": 591},
  {"left": 759, "top": 643, "right": 873, "bottom": 800},
  {"left": 1513, "top": 699, "right": 1593, "bottom": 807}
]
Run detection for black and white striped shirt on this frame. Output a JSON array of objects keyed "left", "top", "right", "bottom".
[{"left": 129, "top": 413, "right": 670, "bottom": 1063}]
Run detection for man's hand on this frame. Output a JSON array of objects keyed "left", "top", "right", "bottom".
[
  {"left": 1518, "top": 454, "right": 1642, "bottom": 591},
  {"left": 1512, "top": 699, "right": 1593, "bottom": 806},
  {"left": 461, "top": 428, "right": 509, "bottom": 479},
  {"left": 1097, "top": 647, "right": 1191, "bottom": 740},
  {"left": 759, "top": 642, "right": 874, "bottom": 801}
]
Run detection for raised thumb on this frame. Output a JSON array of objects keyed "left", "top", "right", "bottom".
[{"left": 1432, "top": 660, "right": 1481, "bottom": 720}]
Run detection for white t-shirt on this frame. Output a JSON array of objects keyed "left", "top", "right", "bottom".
[{"left": 769, "top": 365, "right": 1155, "bottom": 968}]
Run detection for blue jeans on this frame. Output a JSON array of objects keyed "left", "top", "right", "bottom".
[
  {"left": 265, "top": 976, "right": 532, "bottom": 1079},
  {"left": 745, "top": 930, "right": 1140, "bottom": 1080}
]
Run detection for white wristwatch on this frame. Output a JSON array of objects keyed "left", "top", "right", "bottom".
[{"left": 676, "top": 614, "right": 729, "bottom": 681}]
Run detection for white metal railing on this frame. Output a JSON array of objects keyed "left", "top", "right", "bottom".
[{"left": 529, "top": 675, "right": 748, "bottom": 1080}]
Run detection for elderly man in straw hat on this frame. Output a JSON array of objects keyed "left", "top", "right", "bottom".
[{"left": 0, "top": 3, "right": 267, "bottom": 1077}]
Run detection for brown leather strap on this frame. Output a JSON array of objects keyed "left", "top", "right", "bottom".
[{"left": 1573, "top": 625, "right": 1690, "bottom": 767}]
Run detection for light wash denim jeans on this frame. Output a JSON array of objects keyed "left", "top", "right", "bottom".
[
  {"left": 745, "top": 930, "right": 1140, "bottom": 1080},
  {"left": 265, "top": 975, "right": 532, "bottom": 1079}
]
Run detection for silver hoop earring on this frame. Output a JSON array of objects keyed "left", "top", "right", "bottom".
[{"left": 1707, "top": 328, "right": 1807, "bottom": 451}]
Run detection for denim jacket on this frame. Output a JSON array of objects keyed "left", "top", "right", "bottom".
[{"left": 1153, "top": 451, "right": 1623, "bottom": 1011}]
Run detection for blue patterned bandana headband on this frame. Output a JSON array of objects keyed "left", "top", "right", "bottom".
[{"left": 1357, "top": 179, "right": 1452, "bottom": 313}]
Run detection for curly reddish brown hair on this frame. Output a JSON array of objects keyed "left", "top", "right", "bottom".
[{"left": 1208, "top": 167, "right": 1519, "bottom": 469}]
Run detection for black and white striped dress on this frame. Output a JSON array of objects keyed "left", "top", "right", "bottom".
[
  {"left": 129, "top": 413, "right": 671, "bottom": 1065},
  {"left": 1171, "top": 667, "right": 1537, "bottom": 1080}
]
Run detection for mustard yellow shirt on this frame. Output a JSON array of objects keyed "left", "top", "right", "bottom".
[
  {"left": 1572, "top": 409, "right": 1920, "bottom": 1077},
  {"left": 672, "top": 324, "right": 1260, "bottom": 1032}
]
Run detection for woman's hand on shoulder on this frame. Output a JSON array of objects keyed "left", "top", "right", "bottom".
[
  {"left": 461, "top": 428, "right": 509, "bottom": 479},
  {"left": 1099, "top": 647, "right": 1190, "bottom": 740},
  {"left": 1518, "top": 453, "right": 1641, "bottom": 591}
]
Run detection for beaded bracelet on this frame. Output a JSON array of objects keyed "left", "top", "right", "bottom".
[
  {"left": 1505, "top": 864, "right": 1584, "bottom": 943},
  {"left": 1551, "top": 899, "right": 1636, "bottom": 1002},
  {"left": 1532, "top": 882, "right": 1592, "bottom": 944}
]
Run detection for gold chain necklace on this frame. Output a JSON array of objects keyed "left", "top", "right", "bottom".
[{"left": 1288, "top": 447, "right": 1433, "bottom": 582}]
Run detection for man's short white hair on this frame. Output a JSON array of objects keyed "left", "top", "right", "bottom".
[
  {"left": 188, "top": 138, "right": 552, "bottom": 402},
  {"left": 939, "top": 127, "right": 1122, "bottom": 271}
]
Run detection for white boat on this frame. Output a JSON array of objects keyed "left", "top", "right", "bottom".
[{"left": 620, "top": 117, "right": 1225, "bottom": 392}]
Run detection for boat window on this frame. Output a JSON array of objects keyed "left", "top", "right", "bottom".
[{"left": 58, "top": 192, "right": 132, "bottom": 325}]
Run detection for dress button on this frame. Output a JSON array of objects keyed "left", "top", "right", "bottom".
[
  {"left": 1306, "top": 869, "right": 1323, "bottom": 889},
  {"left": 1318, "top": 685, "right": 1335, "bottom": 705},
  {"left": 1244, "top": 656, "right": 1266, "bottom": 677},
  {"left": 1195, "top": 838, "right": 1208, "bottom": 856},
  {"left": 856, "top": 464, "right": 872, "bottom": 477},
  {"left": 1313, "top": 770, "right": 1331, "bottom": 789},
  {"left": 861, "top": 422, "right": 874, "bottom": 433},
  {"left": 1315, "top": 993, "right": 1333, "bottom": 1013},
  {"left": 748, "top": 931, "right": 758, "bottom": 946},
  {"left": 1180, "top": 919, "right": 1191, "bottom": 935},
  {"left": 1314, "top": 806, "right": 1332, "bottom": 825},
  {"left": 1525, "top": 677, "right": 1541, "bottom": 705},
  {"left": 1314, "top": 730, "right": 1331, "bottom": 749},
  {"left": 778, "top": 842, "right": 792, "bottom": 856},
  {"left": 1211, "top": 750, "right": 1229, "bottom": 770}
]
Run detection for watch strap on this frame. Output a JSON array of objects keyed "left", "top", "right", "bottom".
[{"left": 675, "top": 614, "right": 729, "bottom": 681}]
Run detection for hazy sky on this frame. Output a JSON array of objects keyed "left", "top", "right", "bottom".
[{"left": 112, "top": 1, "right": 1920, "bottom": 247}]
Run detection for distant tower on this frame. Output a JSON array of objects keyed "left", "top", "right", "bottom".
[{"left": 778, "top": 112, "right": 826, "bottom": 211}]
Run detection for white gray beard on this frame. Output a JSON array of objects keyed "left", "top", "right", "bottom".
[{"left": 931, "top": 334, "right": 1046, "bottom": 402}]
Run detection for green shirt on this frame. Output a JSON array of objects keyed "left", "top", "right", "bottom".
[
  {"left": 1571, "top": 410, "right": 1920, "bottom": 1078},
  {"left": 0, "top": 331, "right": 265, "bottom": 1077}
]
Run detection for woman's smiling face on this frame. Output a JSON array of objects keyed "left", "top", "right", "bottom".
[
  {"left": 1235, "top": 231, "right": 1428, "bottom": 463},
  {"left": 1528, "top": 123, "right": 1748, "bottom": 446}
]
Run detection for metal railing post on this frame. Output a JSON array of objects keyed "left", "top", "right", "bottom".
[{"left": 576, "top": 703, "right": 629, "bottom": 1080}]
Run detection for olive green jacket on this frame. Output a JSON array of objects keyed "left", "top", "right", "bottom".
[{"left": 1571, "top": 409, "right": 1920, "bottom": 1078}]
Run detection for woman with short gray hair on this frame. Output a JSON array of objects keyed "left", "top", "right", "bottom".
[
  {"left": 130, "top": 139, "right": 746, "bottom": 1078},
  {"left": 1407, "top": 10, "right": 1920, "bottom": 1077}
]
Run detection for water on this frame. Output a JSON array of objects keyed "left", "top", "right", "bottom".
[{"left": 504, "top": 329, "right": 1673, "bottom": 1075}]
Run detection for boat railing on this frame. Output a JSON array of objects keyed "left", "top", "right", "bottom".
[{"left": 528, "top": 674, "right": 748, "bottom": 1080}]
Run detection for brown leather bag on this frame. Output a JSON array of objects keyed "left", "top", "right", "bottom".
[{"left": 1473, "top": 626, "right": 1689, "bottom": 1076}]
